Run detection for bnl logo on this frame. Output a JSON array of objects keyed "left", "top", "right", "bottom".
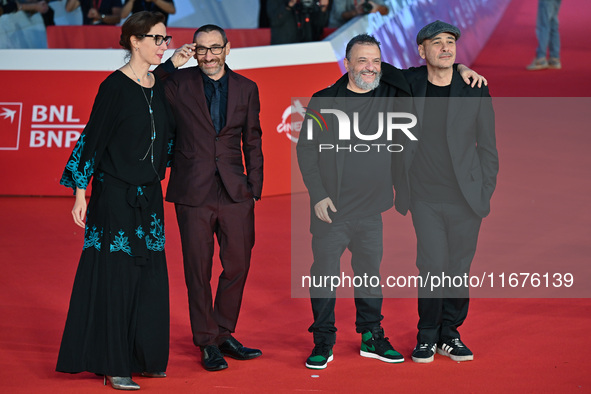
[
  {"left": 303, "top": 109, "right": 418, "bottom": 152},
  {"left": 0, "top": 103, "right": 23, "bottom": 150}
]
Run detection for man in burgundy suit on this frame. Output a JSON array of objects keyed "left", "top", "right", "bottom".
[{"left": 154, "top": 24, "right": 264, "bottom": 371}]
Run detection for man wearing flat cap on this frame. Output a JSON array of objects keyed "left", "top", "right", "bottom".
[
  {"left": 394, "top": 20, "right": 499, "bottom": 363},
  {"left": 297, "top": 29, "right": 488, "bottom": 370}
]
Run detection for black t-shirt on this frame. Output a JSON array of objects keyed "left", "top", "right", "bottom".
[
  {"left": 126, "top": 0, "right": 174, "bottom": 25},
  {"left": 80, "top": 0, "right": 122, "bottom": 25},
  {"left": 334, "top": 88, "right": 394, "bottom": 221},
  {"left": 409, "top": 81, "right": 464, "bottom": 203}
]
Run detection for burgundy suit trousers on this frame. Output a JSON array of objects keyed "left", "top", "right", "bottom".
[{"left": 175, "top": 174, "right": 255, "bottom": 347}]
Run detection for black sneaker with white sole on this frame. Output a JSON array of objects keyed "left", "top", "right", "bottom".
[
  {"left": 437, "top": 338, "right": 474, "bottom": 361},
  {"left": 412, "top": 343, "right": 436, "bottom": 363},
  {"left": 305, "top": 343, "right": 333, "bottom": 369}
]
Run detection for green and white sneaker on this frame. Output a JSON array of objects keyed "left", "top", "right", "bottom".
[
  {"left": 360, "top": 327, "right": 404, "bottom": 363},
  {"left": 305, "top": 344, "right": 333, "bottom": 369}
]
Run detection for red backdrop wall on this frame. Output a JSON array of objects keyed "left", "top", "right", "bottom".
[{"left": 0, "top": 62, "right": 342, "bottom": 197}]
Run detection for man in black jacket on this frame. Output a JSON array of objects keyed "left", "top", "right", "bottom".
[
  {"left": 267, "top": 0, "right": 329, "bottom": 45},
  {"left": 296, "top": 31, "right": 488, "bottom": 370},
  {"left": 297, "top": 34, "right": 411, "bottom": 369},
  {"left": 396, "top": 21, "right": 498, "bottom": 364}
]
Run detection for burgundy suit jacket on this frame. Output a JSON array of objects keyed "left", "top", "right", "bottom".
[{"left": 154, "top": 63, "right": 263, "bottom": 206}]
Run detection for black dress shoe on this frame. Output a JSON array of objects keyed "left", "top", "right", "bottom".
[
  {"left": 201, "top": 345, "right": 228, "bottom": 371},
  {"left": 219, "top": 337, "right": 262, "bottom": 360}
]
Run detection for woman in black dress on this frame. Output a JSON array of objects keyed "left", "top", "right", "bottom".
[{"left": 56, "top": 11, "right": 190, "bottom": 390}]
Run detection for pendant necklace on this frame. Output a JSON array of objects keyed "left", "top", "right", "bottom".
[
  {"left": 129, "top": 63, "right": 160, "bottom": 180},
  {"left": 128, "top": 62, "right": 151, "bottom": 83}
]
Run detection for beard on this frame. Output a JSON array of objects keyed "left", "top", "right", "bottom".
[
  {"left": 199, "top": 59, "right": 223, "bottom": 76},
  {"left": 352, "top": 69, "right": 382, "bottom": 91}
]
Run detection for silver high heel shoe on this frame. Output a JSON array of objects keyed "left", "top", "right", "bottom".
[
  {"left": 104, "top": 376, "right": 140, "bottom": 390},
  {"left": 140, "top": 372, "right": 166, "bottom": 378}
]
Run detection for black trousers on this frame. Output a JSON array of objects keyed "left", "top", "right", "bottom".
[
  {"left": 410, "top": 200, "right": 482, "bottom": 344},
  {"left": 308, "top": 214, "right": 384, "bottom": 346}
]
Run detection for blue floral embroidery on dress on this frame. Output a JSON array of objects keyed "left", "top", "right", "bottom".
[
  {"left": 166, "top": 138, "right": 174, "bottom": 167},
  {"left": 110, "top": 230, "right": 133, "bottom": 256},
  {"left": 135, "top": 225, "right": 145, "bottom": 239},
  {"left": 137, "top": 186, "right": 144, "bottom": 196},
  {"left": 61, "top": 134, "right": 96, "bottom": 190},
  {"left": 145, "top": 213, "right": 165, "bottom": 251},
  {"left": 83, "top": 225, "right": 102, "bottom": 251}
]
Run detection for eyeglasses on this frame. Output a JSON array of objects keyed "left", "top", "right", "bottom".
[
  {"left": 138, "top": 34, "right": 172, "bottom": 46},
  {"left": 195, "top": 44, "right": 227, "bottom": 55}
]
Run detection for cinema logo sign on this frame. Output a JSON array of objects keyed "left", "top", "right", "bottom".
[
  {"left": 29, "top": 105, "right": 85, "bottom": 149},
  {"left": 275, "top": 99, "right": 307, "bottom": 143}
]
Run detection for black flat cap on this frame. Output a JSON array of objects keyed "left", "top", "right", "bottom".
[{"left": 416, "top": 20, "right": 461, "bottom": 45}]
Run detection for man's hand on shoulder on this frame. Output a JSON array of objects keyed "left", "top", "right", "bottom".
[{"left": 457, "top": 64, "right": 488, "bottom": 88}]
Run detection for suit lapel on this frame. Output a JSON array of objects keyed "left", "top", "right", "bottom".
[
  {"left": 408, "top": 75, "right": 428, "bottom": 169},
  {"left": 334, "top": 82, "right": 349, "bottom": 202},
  {"left": 411, "top": 76, "right": 428, "bottom": 125},
  {"left": 223, "top": 69, "right": 238, "bottom": 135},
  {"left": 446, "top": 71, "right": 464, "bottom": 133},
  {"left": 193, "top": 68, "right": 215, "bottom": 132}
]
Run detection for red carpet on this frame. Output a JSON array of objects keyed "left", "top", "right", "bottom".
[
  {"left": 471, "top": 0, "right": 591, "bottom": 97},
  {"left": 1, "top": 0, "right": 591, "bottom": 392}
]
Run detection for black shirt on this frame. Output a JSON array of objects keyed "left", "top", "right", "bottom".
[
  {"left": 409, "top": 81, "right": 464, "bottom": 203},
  {"left": 202, "top": 70, "right": 229, "bottom": 133},
  {"left": 125, "top": 0, "right": 174, "bottom": 25},
  {"left": 267, "top": 0, "right": 329, "bottom": 45},
  {"left": 80, "top": 0, "right": 122, "bottom": 25},
  {"left": 334, "top": 88, "right": 394, "bottom": 221}
]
